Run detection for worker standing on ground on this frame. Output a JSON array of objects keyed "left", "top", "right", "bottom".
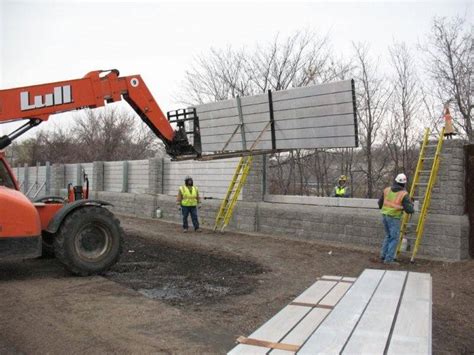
[
  {"left": 177, "top": 176, "right": 201, "bottom": 233},
  {"left": 332, "top": 175, "right": 350, "bottom": 198},
  {"left": 378, "top": 173, "right": 414, "bottom": 264}
]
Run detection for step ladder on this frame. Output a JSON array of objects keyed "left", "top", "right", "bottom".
[
  {"left": 213, "top": 115, "right": 272, "bottom": 232},
  {"left": 396, "top": 127, "right": 445, "bottom": 262},
  {"left": 213, "top": 155, "right": 253, "bottom": 232}
]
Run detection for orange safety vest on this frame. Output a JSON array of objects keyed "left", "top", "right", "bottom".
[{"left": 381, "top": 187, "right": 408, "bottom": 218}]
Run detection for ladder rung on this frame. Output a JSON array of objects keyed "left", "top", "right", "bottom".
[
  {"left": 425, "top": 144, "right": 438, "bottom": 148},
  {"left": 422, "top": 157, "right": 435, "bottom": 160},
  {"left": 416, "top": 183, "right": 428, "bottom": 186},
  {"left": 419, "top": 170, "right": 431, "bottom": 173}
]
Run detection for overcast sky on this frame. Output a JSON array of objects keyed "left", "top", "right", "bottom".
[{"left": 0, "top": 0, "right": 471, "bottom": 137}]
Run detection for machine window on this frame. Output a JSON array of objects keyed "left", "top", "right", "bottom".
[{"left": 0, "top": 161, "right": 15, "bottom": 189}]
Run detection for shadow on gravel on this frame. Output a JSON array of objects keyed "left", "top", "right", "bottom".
[
  {"left": 104, "top": 234, "right": 267, "bottom": 306},
  {"left": 0, "top": 258, "right": 67, "bottom": 281}
]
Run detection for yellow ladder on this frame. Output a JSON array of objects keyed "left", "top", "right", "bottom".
[
  {"left": 396, "top": 127, "right": 445, "bottom": 262},
  {"left": 213, "top": 155, "right": 254, "bottom": 232}
]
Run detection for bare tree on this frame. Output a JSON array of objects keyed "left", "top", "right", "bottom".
[
  {"left": 420, "top": 16, "right": 473, "bottom": 140},
  {"left": 178, "top": 47, "right": 252, "bottom": 105},
  {"left": 72, "top": 108, "right": 159, "bottom": 162},
  {"left": 352, "top": 42, "right": 392, "bottom": 197},
  {"left": 178, "top": 29, "right": 351, "bottom": 103},
  {"left": 387, "top": 41, "right": 423, "bottom": 176}
]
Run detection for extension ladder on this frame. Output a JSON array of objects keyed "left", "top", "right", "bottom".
[
  {"left": 396, "top": 127, "right": 445, "bottom": 262},
  {"left": 213, "top": 155, "right": 253, "bottom": 232}
]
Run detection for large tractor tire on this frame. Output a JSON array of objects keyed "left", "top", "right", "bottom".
[
  {"left": 54, "top": 206, "right": 123, "bottom": 276},
  {"left": 41, "top": 231, "right": 55, "bottom": 258}
]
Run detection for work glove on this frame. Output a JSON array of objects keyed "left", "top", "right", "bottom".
[{"left": 177, "top": 205, "right": 181, "bottom": 212}]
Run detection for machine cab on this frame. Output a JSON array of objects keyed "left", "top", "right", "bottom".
[{"left": 0, "top": 151, "right": 18, "bottom": 190}]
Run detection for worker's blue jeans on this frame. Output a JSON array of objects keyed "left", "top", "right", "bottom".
[
  {"left": 380, "top": 215, "right": 401, "bottom": 262},
  {"left": 182, "top": 206, "right": 199, "bottom": 230}
]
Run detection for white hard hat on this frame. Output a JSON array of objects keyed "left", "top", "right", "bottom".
[{"left": 395, "top": 173, "right": 407, "bottom": 184}]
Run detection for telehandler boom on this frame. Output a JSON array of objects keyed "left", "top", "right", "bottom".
[{"left": 0, "top": 69, "right": 201, "bottom": 275}]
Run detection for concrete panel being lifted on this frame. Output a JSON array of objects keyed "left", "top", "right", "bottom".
[{"left": 194, "top": 80, "right": 358, "bottom": 153}]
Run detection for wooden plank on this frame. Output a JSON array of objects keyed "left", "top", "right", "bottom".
[
  {"left": 298, "top": 269, "right": 385, "bottom": 354},
  {"left": 387, "top": 272, "right": 432, "bottom": 355},
  {"left": 342, "top": 271, "right": 407, "bottom": 354}
]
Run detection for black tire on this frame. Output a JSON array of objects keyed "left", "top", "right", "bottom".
[
  {"left": 54, "top": 206, "right": 123, "bottom": 276},
  {"left": 40, "top": 231, "right": 55, "bottom": 258}
]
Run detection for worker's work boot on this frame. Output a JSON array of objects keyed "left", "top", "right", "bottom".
[{"left": 183, "top": 229, "right": 188, "bottom": 233}]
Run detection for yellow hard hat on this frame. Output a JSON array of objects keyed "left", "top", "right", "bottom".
[{"left": 339, "top": 175, "right": 347, "bottom": 181}]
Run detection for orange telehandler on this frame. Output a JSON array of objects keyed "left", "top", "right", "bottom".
[{"left": 0, "top": 69, "right": 201, "bottom": 275}]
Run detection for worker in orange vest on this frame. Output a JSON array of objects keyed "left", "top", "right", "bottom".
[{"left": 377, "top": 173, "right": 414, "bottom": 265}]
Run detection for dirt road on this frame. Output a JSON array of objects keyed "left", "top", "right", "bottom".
[{"left": 1, "top": 215, "right": 473, "bottom": 354}]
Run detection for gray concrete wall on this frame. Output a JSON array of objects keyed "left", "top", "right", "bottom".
[{"left": 12, "top": 139, "right": 470, "bottom": 260}]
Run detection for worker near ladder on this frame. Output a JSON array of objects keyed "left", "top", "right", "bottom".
[
  {"left": 332, "top": 175, "right": 350, "bottom": 198},
  {"left": 378, "top": 173, "right": 414, "bottom": 264},
  {"left": 177, "top": 176, "right": 201, "bottom": 233}
]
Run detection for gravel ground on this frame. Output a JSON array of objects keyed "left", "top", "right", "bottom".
[{"left": 0, "top": 215, "right": 472, "bottom": 354}]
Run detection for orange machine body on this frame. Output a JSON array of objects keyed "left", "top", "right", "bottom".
[
  {"left": 0, "top": 154, "right": 39, "bottom": 259},
  {"left": 0, "top": 69, "right": 198, "bottom": 261}
]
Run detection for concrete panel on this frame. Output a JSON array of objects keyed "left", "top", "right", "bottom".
[
  {"left": 104, "top": 161, "right": 124, "bottom": 192},
  {"left": 64, "top": 164, "right": 78, "bottom": 187},
  {"left": 128, "top": 160, "right": 149, "bottom": 194},
  {"left": 194, "top": 80, "right": 357, "bottom": 152},
  {"left": 82, "top": 163, "right": 95, "bottom": 191},
  {"left": 272, "top": 80, "right": 352, "bottom": 101},
  {"left": 163, "top": 157, "right": 240, "bottom": 199}
]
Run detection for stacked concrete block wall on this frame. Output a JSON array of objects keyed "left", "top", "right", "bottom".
[
  {"left": 255, "top": 139, "right": 469, "bottom": 260},
  {"left": 11, "top": 139, "right": 470, "bottom": 260},
  {"left": 242, "top": 155, "right": 265, "bottom": 202},
  {"left": 424, "top": 139, "right": 465, "bottom": 215}
]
